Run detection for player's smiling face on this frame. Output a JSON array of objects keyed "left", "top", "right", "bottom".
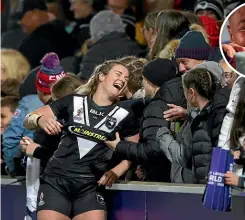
[{"left": 100, "top": 64, "right": 129, "bottom": 99}]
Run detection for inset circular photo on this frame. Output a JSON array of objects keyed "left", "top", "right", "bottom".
[{"left": 220, "top": 3, "right": 245, "bottom": 76}]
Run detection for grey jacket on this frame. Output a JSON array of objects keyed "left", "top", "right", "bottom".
[{"left": 157, "top": 109, "right": 199, "bottom": 183}]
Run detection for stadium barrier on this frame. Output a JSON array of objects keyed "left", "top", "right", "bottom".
[{"left": 1, "top": 177, "right": 245, "bottom": 220}]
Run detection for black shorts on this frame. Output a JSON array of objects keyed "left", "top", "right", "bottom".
[{"left": 37, "top": 175, "right": 107, "bottom": 218}]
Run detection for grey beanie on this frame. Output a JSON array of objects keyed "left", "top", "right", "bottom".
[
  {"left": 194, "top": 61, "right": 223, "bottom": 83},
  {"left": 90, "top": 10, "right": 126, "bottom": 42}
]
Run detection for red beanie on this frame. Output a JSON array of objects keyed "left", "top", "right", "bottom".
[
  {"left": 36, "top": 53, "right": 66, "bottom": 94},
  {"left": 199, "top": 16, "right": 220, "bottom": 47}
]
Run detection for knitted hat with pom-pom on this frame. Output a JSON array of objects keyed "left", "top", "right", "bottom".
[{"left": 36, "top": 52, "right": 66, "bottom": 94}]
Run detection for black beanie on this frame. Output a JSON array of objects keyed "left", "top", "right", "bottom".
[
  {"left": 142, "top": 58, "right": 178, "bottom": 87},
  {"left": 175, "top": 31, "right": 211, "bottom": 60}
]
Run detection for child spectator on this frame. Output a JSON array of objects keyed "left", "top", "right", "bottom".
[
  {"left": 1, "top": 96, "right": 19, "bottom": 134},
  {"left": 51, "top": 74, "right": 83, "bottom": 100},
  {"left": 1, "top": 96, "right": 19, "bottom": 174}
]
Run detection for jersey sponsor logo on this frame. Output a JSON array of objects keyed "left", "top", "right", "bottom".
[
  {"left": 74, "top": 107, "right": 84, "bottom": 121},
  {"left": 13, "top": 109, "right": 21, "bottom": 118},
  {"left": 105, "top": 116, "right": 117, "bottom": 129},
  {"left": 96, "top": 192, "right": 105, "bottom": 205},
  {"left": 68, "top": 125, "right": 107, "bottom": 141},
  {"left": 90, "top": 109, "right": 104, "bottom": 117},
  {"left": 38, "top": 192, "right": 45, "bottom": 206}
]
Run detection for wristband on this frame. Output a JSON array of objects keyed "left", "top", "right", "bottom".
[
  {"left": 36, "top": 115, "right": 42, "bottom": 126},
  {"left": 25, "top": 114, "right": 42, "bottom": 130}
]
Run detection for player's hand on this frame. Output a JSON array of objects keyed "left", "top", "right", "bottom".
[
  {"left": 163, "top": 104, "right": 187, "bottom": 121},
  {"left": 98, "top": 170, "right": 119, "bottom": 187},
  {"left": 38, "top": 116, "right": 63, "bottom": 135},
  {"left": 222, "top": 43, "right": 245, "bottom": 59},
  {"left": 105, "top": 132, "right": 121, "bottom": 150},
  {"left": 224, "top": 171, "right": 239, "bottom": 187},
  {"left": 135, "top": 165, "right": 146, "bottom": 181}
]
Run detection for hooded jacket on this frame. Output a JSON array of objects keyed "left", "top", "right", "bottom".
[{"left": 115, "top": 76, "right": 186, "bottom": 182}]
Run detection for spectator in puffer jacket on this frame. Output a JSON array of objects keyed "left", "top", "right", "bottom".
[
  {"left": 78, "top": 10, "right": 143, "bottom": 81},
  {"left": 157, "top": 68, "right": 230, "bottom": 184},
  {"left": 105, "top": 58, "right": 187, "bottom": 182}
]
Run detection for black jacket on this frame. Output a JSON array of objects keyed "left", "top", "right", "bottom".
[
  {"left": 78, "top": 32, "right": 143, "bottom": 80},
  {"left": 115, "top": 77, "right": 186, "bottom": 182},
  {"left": 19, "top": 20, "right": 76, "bottom": 68},
  {"left": 191, "top": 87, "right": 231, "bottom": 183}
]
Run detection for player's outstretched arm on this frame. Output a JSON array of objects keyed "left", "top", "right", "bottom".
[{"left": 24, "top": 105, "right": 62, "bottom": 135}]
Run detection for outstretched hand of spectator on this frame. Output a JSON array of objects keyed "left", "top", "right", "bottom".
[
  {"left": 20, "top": 137, "right": 40, "bottom": 157},
  {"left": 224, "top": 171, "right": 239, "bottom": 187},
  {"left": 163, "top": 104, "right": 187, "bottom": 121},
  {"left": 38, "top": 116, "right": 63, "bottom": 135},
  {"left": 222, "top": 43, "right": 245, "bottom": 59},
  {"left": 105, "top": 132, "right": 121, "bottom": 150}
]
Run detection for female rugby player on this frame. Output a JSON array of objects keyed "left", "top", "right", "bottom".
[{"left": 24, "top": 60, "right": 141, "bottom": 220}]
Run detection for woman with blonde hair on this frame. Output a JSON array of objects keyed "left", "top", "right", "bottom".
[
  {"left": 23, "top": 59, "right": 143, "bottom": 220},
  {"left": 1, "top": 49, "right": 30, "bottom": 81}
]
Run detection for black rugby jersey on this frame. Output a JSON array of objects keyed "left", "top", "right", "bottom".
[{"left": 44, "top": 94, "right": 145, "bottom": 178}]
